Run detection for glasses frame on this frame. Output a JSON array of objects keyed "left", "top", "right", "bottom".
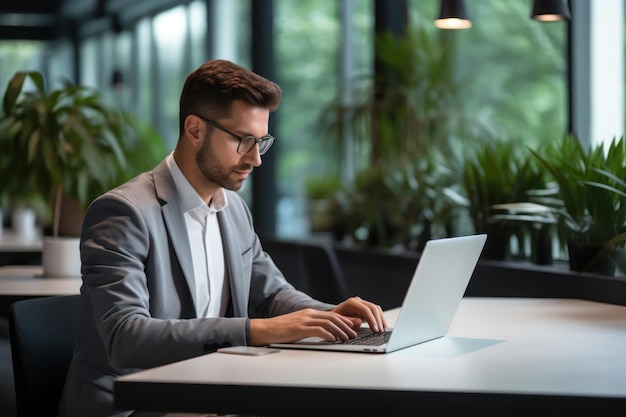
[{"left": 193, "top": 114, "right": 275, "bottom": 155}]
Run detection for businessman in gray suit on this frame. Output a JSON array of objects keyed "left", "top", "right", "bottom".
[{"left": 57, "top": 59, "right": 386, "bottom": 417}]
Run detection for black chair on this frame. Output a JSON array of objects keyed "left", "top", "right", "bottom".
[
  {"left": 8, "top": 294, "right": 81, "bottom": 417},
  {"left": 261, "top": 238, "right": 349, "bottom": 304}
]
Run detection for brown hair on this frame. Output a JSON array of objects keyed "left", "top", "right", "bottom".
[{"left": 179, "top": 59, "right": 282, "bottom": 135}]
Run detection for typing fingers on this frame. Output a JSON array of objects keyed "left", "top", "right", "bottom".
[
  {"left": 332, "top": 297, "right": 387, "bottom": 333},
  {"left": 358, "top": 298, "right": 387, "bottom": 333},
  {"left": 303, "top": 311, "right": 358, "bottom": 342}
]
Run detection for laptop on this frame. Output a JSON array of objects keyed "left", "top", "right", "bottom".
[{"left": 269, "top": 234, "right": 487, "bottom": 354}]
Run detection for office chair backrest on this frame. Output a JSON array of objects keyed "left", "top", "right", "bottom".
[
  {"left": 8, "top": 294, "right": 81, "bottom": 417},
  {"left": 334, "top": 246, "right": 418, "bottom": 310},
  {"left": 261, "top": 238, "right": 349, "bottom": 304},
  {"left": 261, "top": 238, "right": 309, "bottom": 292},
  {"left": 298, "top": 242, "right": 350, "bottom": 304}
]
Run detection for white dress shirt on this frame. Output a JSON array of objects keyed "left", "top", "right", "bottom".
[{"left": 166, "top": 154, "right": 230, "bottom": 318}]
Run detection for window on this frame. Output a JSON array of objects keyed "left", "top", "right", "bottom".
[
  {"left": 274, "top": 0, "right": 373, "bottom": 237},
  {"left": 153, "top": 6, "right": 189, "bottom": 149},
  {"left": 408, "top": 0, "right": 568, "bottom": 150},
  {"left": 0, "top": 40, "right": 45, "bottom": 90},
  {"left": 0, "top": 1, "right": 595, "bottom": 250},
  {"left": 48, "top": 41, "right": 74, "bottom": 86},
  {"left": 188, "top": 0, "right": 208, "bottom": 69},
  {"left": 80, "top": 37, "right": 99, "bottom": 89},
  {"left": 135, "top": 17, "right": 153, "bottom": 125}
]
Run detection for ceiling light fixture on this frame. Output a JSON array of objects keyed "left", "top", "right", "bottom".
[
  {"left": 434, "top": 0, "right": 472, "bottom": 30},
  {"left": 531, "top": 0, "right": 571, "bottom": 22}
]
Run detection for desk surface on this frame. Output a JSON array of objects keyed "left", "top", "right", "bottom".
[
  {"left": 115, "top": 297, "right": 626, "bottom": 416},
  {"left": 0, "top": 229, "right": 42, "bottom": 252},
  {"left": 0, "top": 265, "right": 81, "bottom": 296}
]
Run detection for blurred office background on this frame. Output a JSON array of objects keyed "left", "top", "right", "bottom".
[{"left": 0, "top": 0, "right": 623, "bottom": 248}]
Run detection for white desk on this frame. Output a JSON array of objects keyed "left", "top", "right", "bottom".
[
  {"left": 0, "top": 229, "right": 42, "bottom": 252},
  {"left": 115, "top": 298, "right": 626, "bottom": 415},
  {"left": 0, "top": 265, "right": 81, "bottom": 314},
  {"left": 0, "top": 229, "right": 43, "bottom": 267},
  {"left": 0, "top": 265, "right": 81, "bottom": 296}
]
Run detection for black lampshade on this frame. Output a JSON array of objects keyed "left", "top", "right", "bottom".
[
  {"left": 112, "top": 69, "right": 124, "bottom": 88},
  {"left": 434, "top": 0, "right": 472, "bottom": 29},
  {"left": 531, "top": 0, "right": 571, "bottom": 21}
]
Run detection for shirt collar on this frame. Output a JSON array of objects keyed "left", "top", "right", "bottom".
[{"left": 166, "top": 153, "right": 228, "bottom": 214}]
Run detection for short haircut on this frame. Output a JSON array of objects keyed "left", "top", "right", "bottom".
[{"left": 179, "top": 59, "right": 282, "bottom": 135}]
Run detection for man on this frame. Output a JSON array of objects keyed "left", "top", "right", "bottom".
[{"left": 58, "top": 59, "right": 386, "bottom": 417}]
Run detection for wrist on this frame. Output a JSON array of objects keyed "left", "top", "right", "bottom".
[{"left": 248, "top": 318, "right": 268, "bottom": 346}]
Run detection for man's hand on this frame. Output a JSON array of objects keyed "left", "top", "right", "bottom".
[
  {"left": 249, "top": 297, "right": 387, "bottom": 346},
  {"left": 249, "top": 308, "right": 358, "bottom": 346},
  {"left": 331, "top": 296, "right": 387, "bottom": 334}
]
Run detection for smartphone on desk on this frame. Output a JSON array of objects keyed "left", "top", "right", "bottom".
[{"left": 217, "top": 346, "right": 280, "bottom": 356}]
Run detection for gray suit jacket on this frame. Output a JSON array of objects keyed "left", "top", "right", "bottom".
[{"left": 58, "top": 159, "right": 334, "bottom": 417}]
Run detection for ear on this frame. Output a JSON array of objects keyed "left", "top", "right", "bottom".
[{"left": 184, "top": 114, "right": 205, "bottom": 149}]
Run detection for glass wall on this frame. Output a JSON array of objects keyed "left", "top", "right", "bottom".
[
  {"left": 135, "top": 17, "right": 154, "bottom": 125},
  {"left": 188, "top": 0, "right": 208, "bottom": 67},
  {"left": 271, "top": 0, "right": 568, "bottom": 241},
  {"left": 79, "top": 37, "right": 99, "bottom": 88},
  {"left": 445, "top": 0, "right": 568, "bottom": 149},
  {"left": 0, "top": 41, "right": 45, "bottom": 90},
  {"left": 153, "top": 5, "right": 189, "bottom": 148},
  {"left": 274, "top": 0, "right": 373, "bottom": 236},
  {"left": 111, "top": 31, "right": 133, "bottom": 113},
  {"left": 0, "top": 0, "right": 584, "bottom": 253},
  {"left": 48, "top": 41, "right": 74, "bottom": 86}
]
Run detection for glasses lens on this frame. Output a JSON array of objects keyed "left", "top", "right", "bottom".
[
  {"left": 238, "top": 137, "right": 257, "bottom": 154},
  {"left": 257, "top": 136, "right": 274, "bottom": 155},
  {"left": 239, "top": 136, "right": 274, "bottom": 155}
]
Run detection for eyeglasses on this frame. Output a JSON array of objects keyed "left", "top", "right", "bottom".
[{"left": 194, "top": 114, "right": 275, "bottom": 155}]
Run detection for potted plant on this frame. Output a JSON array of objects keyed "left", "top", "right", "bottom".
[
  {"left": 530, "top": 134, "right": 626, "bottom": 275},
  {"left": 330, "top": 149, "right": 464, "bottom": 251},
  {"left": 460, "top": 140, "right": 548, "bottom": 260},
  {"left": 0, "top": 70, "right": 165, "bottom": 276},
  {"left": 488, "top": 201, "right": 557, "bottom": 265},
  {"left": 0, "top": 121, "right": 46, "bottom": 239},
  {"left": 305, "top": 175, "right": 342, "bottom": 234},
  {"left": 0, "top": 177, "right": 45, "bottom": 239},
  {"left": 319, "top": 27, "right": 486, "bottom": 171},
  {"left": 318, "top": 25, "right": 496, "bottom": 251}
]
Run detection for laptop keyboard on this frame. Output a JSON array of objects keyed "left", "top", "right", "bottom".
[{"left": 343, "top": 331, "right": 391, "bottom": 346}]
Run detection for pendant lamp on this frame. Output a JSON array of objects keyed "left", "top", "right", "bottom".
[
  {"left": 531, "top": 0, "right": 571, "bottom": 21},
  {"left": 434, "top": 0, "right": 472, "bottom": 29}
]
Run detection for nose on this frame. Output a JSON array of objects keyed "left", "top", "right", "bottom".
[{"left": 243, "top": 144, "right": 262, "bottom": 167}]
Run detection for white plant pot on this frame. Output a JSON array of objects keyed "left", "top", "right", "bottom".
[
  {"left": 42, "top": 237, "right": 81, "bottom": 278},
  {"left": 12, "top": 207, "right": 37, "bottom": 239}
]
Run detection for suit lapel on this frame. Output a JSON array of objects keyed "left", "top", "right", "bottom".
[
  {"left": 217, "top": 208, "right": 248, "bottom": 317},
  {"left": 152, "top": 161, "right": 199, "bottom": 312}
]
